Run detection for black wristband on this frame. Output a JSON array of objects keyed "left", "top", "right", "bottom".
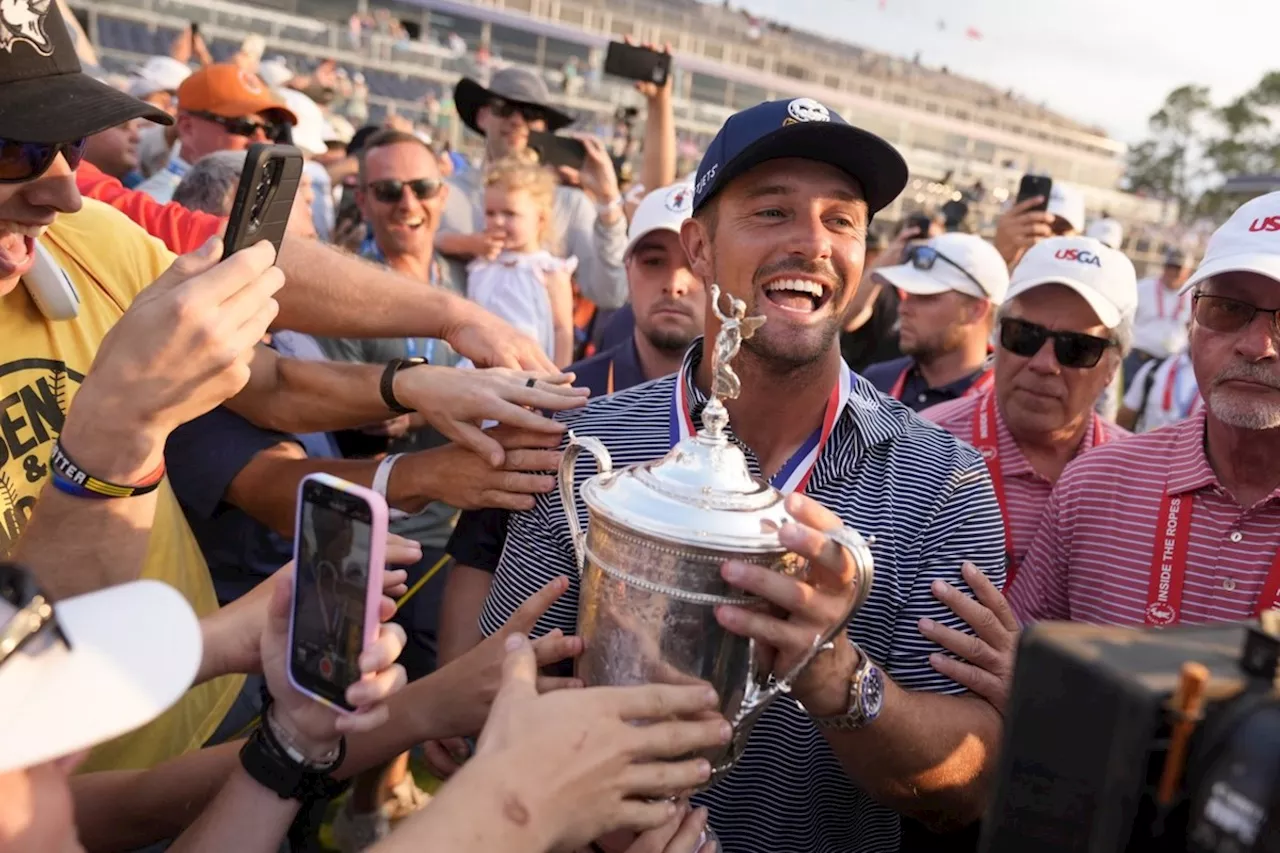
[
  {"left": 380, "top": 357, "right": 427, "bottom": 415},
  {"left": 239, "top": 693, "right": 350, "bottom": 802}
]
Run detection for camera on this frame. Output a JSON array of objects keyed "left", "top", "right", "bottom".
[{"left": 980, "top": 616, "right": 1280, "bottom": 853}]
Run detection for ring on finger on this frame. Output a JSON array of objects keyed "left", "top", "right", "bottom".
[{"left": 525, "top": 377, "right": 537, "bottom": 388}]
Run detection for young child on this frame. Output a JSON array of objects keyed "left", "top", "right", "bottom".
[{"left": 467, "top": 156, "right": 576, "bottom": 367}]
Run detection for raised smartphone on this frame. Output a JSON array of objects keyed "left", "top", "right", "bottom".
[
  {"left": 222, "top": 143, "right": 303, "bottom": 261},
  {"left": 603, "top": 41, "right": 671, "bottom": 87},
  {"left": 529, "top": 131, "right": 588, "bottom": 171},
  {"left": 1016, "top": 174, "right": 1053, "bottom": 213},
  {"left": 287, "top": 473, "right": 388, "bottom": 713}
]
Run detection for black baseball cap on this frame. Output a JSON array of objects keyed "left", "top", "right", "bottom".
[
  {"left": 691, "top": 98, "right": 908, "bottom": 215},
  {"left": 0, "top": 0, "right": 171, "bottom": 144}
]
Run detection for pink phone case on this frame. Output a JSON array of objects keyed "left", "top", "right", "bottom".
[{"left": 287, "top": 472, "right": 389, "bottom": 715}]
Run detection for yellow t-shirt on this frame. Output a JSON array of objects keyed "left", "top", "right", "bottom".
[{"left": 0, "top": 199, "right": 243, "bottom": 772}]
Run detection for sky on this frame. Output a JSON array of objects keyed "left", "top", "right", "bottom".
[{"left": 729, "top": 0, "right": 1278, "bottom": 145}]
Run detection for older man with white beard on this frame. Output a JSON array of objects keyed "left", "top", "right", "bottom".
[{"left": 914, "top": 192, "right": 1280, "bottom": 724}]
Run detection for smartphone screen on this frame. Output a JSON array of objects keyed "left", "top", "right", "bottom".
[
  {"left": 290, "top": 479, "right": 375, "bottom": 711},
  {"left": 529, "top": 132, "right": 587, "bottom": 171}
]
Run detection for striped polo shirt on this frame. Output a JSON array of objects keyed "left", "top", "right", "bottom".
[
  {"left": 921, "top": 393, "right": 1128, "bottom": 569},
  {"left": 1008, "top": 411, "right": 1280, "bottom": 626},
  {"left": 481, "top": 342, "right": 1006, "bottom": 853}
]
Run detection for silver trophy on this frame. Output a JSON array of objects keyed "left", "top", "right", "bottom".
[{"left": 559, "top": 285, "right": 875, "bottom": 786}]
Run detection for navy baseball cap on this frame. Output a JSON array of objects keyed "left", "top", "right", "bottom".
[{"left": 691, "top": 98, "right": 908, "bottom": 215}]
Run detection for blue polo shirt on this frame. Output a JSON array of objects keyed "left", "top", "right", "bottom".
[
  {"left": 861, "top": 355, "right": 989, "bottom": 413},
  {"left": 567, "top": 336, "right": 647, "bottom": 398}
]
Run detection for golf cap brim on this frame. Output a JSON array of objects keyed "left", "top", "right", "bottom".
[
  {"left": 695, "top": 120, "right": 907, "bottom": 216},
  {"left": 1181, "top": 251, "right": 1280, "bottom": 294},
  {"left": 0, "top": 580, "right": 201, "bottom": 773},
  {"left": 3, "top": 72, "right": 172, "bottom": 143},
  {"left": 1004, "top": 276, "right": 1123, "bottom": 328},
  {"left": 874, "top": 263, "right": 985, "bottom": 299}
]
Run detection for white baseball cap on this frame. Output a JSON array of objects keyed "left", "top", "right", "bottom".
[
  {"left": 278, "top": 88, "right": 327, "bottom": 157},
  {"left": 1086, "top": 217, "right": 1124, "bottom": 250},
  {"left": 624, "top": 182, "right": 694, "bottom": 260},
  {"left": 0, "top": 577, "right": 201, "bottom": 773},
  {"left": 873, "top": 232, "right": 1009, "bottom": 303},
  {"left": 257, "top": 57, "right": 295, "bottom": 90},
  {"left": 127, "top": 56, "right": 192, "bottom": 100},
  {"left": 1047, "top": 182, "right": 1085, "bottom": 233},
  {"left": 1006, "top": 236, "right": 1137, "bottom": 328},
  {"left": 1183, "top": 191, "right": 1280, "bottom": 293}
]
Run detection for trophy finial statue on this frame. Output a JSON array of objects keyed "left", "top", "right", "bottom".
[{"left": 703, "top": 284, "right": 766, "bottom": 439}]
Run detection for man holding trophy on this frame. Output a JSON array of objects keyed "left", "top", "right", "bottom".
[{"left": 478, "top": 98, "right": 1008, "bottom": 852}]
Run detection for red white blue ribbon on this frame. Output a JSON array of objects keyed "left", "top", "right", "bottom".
[{"left": 669, "top": 360, "right": 853, "bottom": 494}]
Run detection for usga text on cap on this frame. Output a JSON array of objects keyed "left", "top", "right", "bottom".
[{"left": 1054, "top": 248, "right": 1102, "bottom": 267}]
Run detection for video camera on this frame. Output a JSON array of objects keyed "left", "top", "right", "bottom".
[{"left": 981, "top": 616, "right": 1280, "bottom": 853}]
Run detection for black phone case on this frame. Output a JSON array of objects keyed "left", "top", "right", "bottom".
[
  {"left": 529, "top": 132, "right": 587, "bottom": 171},
  {"left": 603, "top": 42, "right": 671, "bottom": 86},
  {"left": 222, "top": 143, "right": 304, "bottom": 261},
  {"left": 1016, "top": 175, "right": 1052, "bottom": 213}
]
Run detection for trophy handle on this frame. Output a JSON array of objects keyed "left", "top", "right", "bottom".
[
  {"left": 558, "top": 431, "right": 613, "bottom": 574},
  {"left": 734, "top": 545, "right": 876, "bottom": 730}
]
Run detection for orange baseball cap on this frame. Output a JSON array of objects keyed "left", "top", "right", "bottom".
[{"left": 177, "top": 64, "right": 297, "bottom": 125}]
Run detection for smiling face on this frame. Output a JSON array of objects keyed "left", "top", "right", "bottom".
[
  {"left": 0, "top": 152, "right": 82, "bottom": 297},
  {"left": 357, "top": 140, "right": 445, "bottom": 260},
  {"left": 681, "top": 158, "right": 867, "bottom": 371},
  {"left": 1191, "top": 271, "right": 1280, "bottom": 430}
]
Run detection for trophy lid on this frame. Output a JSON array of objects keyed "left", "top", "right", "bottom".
[{"left": 580, "top": 286, "right": 792, "bottom": 553}]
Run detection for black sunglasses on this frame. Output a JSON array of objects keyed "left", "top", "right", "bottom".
[
  {"left": 366, "top": 178, "right": 444, "bottom": 204},
  {"left": 489, "top": 98, "right": 547, "bottom": 124},
  {"left": 1192, "top": 292, "right": 1280, "bottom": 337},
  {"left": 0, "top": 138, "right": 88, "bottom": 184},
  {"left": 0, "top": 563, "right": 70, "bottom": 669},
  {"left": 905, "top": 245, "right": 986, "bottom": 295},
  {"left": 999, "top": 317, "right": 1115, "bottom": 369},
  {"left": 189, "top": 110, "right": 275, "bottom": 139}
]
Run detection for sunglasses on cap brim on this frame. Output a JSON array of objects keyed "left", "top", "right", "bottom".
[
  {"left": 0, "top": 563, "right": 71, "bottom": 670},
  {"left": 0, "top": 139, "right": 88, "bottom": 184}
]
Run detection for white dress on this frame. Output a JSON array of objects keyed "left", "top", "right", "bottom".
[{"left": 465, "top": 250, "right": 577, "bottom": 362}]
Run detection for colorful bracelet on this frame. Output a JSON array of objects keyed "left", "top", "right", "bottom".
[{"left": 49, "top": 439, "right": 165, "bottom": 499}]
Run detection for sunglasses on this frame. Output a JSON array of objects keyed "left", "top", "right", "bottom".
[
  {"left": 489, "top": 98, "right": 547, "bottom": 124},
  {"left": 0, "top": 563, "right": 70, "bottom": 670},
  {"left": 1192, "top": 293, "right": 1280, "bottom": 336},
  {"left": 905, "top": 245, "right": 986, "bottom": 295},
  {"left": 999, "top": 317, "right": 1115, "bottom": 369},
  {"left": 190, "top": 110, "right": 275, "bottom": 139},
  {"left": 366, "top": 178, "right": 444, "bottom": 204},
  {"left": 0, "top": 138, "right": 88, "bottom": 184}
]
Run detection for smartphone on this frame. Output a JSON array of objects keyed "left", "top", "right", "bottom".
[
  {"left": 189, "top": 20, "right": 200, "bottom": 37},
  {"left": 24, "top": 240, "right": 80, "bottom": 320},
  {"left": 529, "top": 131, "right": 587, "bottom": 171},
  {"left": 1016, "top": 174, "right": 1053, "bottom": 212},
  {"left": 221, "top": 143, "right": 303, "bottom": 261},
  {"left": 288, "top": 474, "right": 388, "bottom": 714},
  {"left": 906, "top": 213, "right": 932, "bottom": 236},
  {"left": 603, "top": 41, "right": 671, "bottom": 87}
]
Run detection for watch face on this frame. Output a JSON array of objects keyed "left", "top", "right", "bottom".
[{"left": 860, "top": 665, "right": 885, "bottom": 721}]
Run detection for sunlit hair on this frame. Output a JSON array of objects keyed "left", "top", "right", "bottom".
[{"left": 484, "top": 155, "right": 558, "bottom": 249}]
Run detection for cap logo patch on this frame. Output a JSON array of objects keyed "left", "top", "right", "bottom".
[
  {"left": 0, "top": 0, "right": 54, "bottom": 57},
  {"left": 238, "top": 70, "right": 265, "bottom": 95},
  {"left": 786, "top": 98, "right": 830, "bottom": 124},
  {"left": 664, "top": 186, "right": 692, "bottom": 213},
  {"left": 1248, "top": 217, "right": 1280, "bottom": 233},
  {"left": 1054, "top": 248, "right": 1102, "bottom": 267},
  {"left": 695, "top": 164, "right": 718, "bottom": 197}
]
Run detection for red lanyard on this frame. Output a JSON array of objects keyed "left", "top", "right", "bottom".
[
  {"left": 1144, "top": 489, "right": 1280, "bottom": 626},
  {"left": 1159, "top": 356, "right": 1203, "bottom": 416},
  {"left": 1156, "top": 285, "right": 1187, "bottom": 320},
  {"left": 889, "top": 362, "right": 994, "bottom": 402},
  {"left": 971, "top": 392, "right": 1108, "bottom": 591}
]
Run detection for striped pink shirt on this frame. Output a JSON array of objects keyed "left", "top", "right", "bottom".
[
  {"left": 921, "top": 394, "right": 1128, "bottom": 570},
  {"left": 1008, "top": 411, "right": 1280, "bottom": 626}
]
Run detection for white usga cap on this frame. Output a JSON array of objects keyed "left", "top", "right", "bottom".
[
  {"left": 1006, "top": 236, "right": 1138, "bottom": 328},
  {"left": 1182, "top": 191, "right": 1280, "bottom": 293},
  {"left": 1047, "top": 182, "right": 1086, "bottom": 233},
  {"left": 1085, "top": 217, "right": 1124, "bottom": 250},
  {"left": 623, "top": 181, "right": 695, "bottom": 261},
  {"left": 873, "top": 232, "right": 1010, "bottom": 303},
  {"left": 0, "top": 578, "right": 202, "bottom": 773}
]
